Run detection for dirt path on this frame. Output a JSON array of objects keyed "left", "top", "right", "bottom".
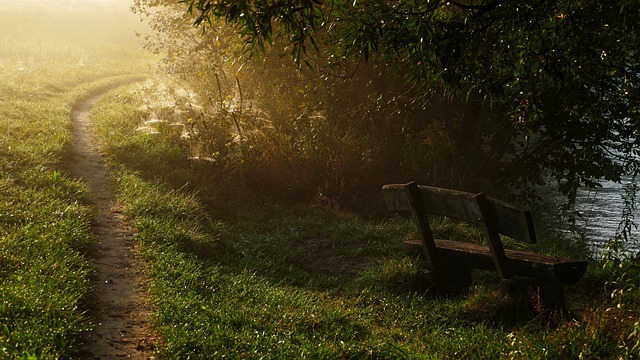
[{"left": 68, "top": 85, "right": 158, "bottom": 359}]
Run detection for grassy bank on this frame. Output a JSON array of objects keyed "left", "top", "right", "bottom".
[
  {"left": 0, "top": 7, "right": 152, "bottom": 357},
  {"left": 90, "top": 80, "right": 640, "bottom": 359}
]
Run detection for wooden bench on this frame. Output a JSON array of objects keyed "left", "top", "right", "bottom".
[{"left": 383, "top": 182, "right": 588, "bottom": 292}]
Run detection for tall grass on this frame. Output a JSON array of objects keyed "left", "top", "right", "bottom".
[{"left": 0, "top": 6, "right": 152, "bottom": 357}]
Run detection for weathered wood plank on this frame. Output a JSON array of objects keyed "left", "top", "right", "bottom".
[
  {"left": 488, "top": 199, "right": 536, "bottom": 244},
  {"left": 382, "top": 184, "right": 412, "bottom": 211},
  {"left": 404, "top": 239, "right": 588, "bottom": 284},
  {"left": 406, "top": 182, "right": 442, "bottom": 278},
  {"left": 383, "top": 183, "right": 536, "bottom": 243},
  {"left": 475, "top": 192, "right": 512, "bottom": 279},
  {"left": 383, "top": 184, "right": 483, "bottom": 225}
]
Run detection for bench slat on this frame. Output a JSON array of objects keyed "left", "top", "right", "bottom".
[
  {"left": 489, "top": 199, "right": 536, "bottom": 244},
  {"left": 404, "top": 239, "right": 587, "bottom": 284},
  {"left": 383, "top": 184, "right": 483, "bottom": 226},
  {"left": 383, "top": 184, "right": 536, "bottom": 243},
  {"left": 383, "top": 183, "right": 587, "bottom": 286}
]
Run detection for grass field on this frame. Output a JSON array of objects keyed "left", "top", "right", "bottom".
[
  {"left": 0, "top": 4, "right": 152, "bottom": 358},
  {"left": 88, "top": 79, "right": 640, "bottom": 359}
]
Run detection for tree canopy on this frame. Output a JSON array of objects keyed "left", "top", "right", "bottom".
[
  {"left": 135, "top": 0, "right": 640, "bottom": 232},
  {"left": 185, "top": 2, "right": 638, "bottom": 169}
]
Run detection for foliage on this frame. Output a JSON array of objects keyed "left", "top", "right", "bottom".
[
  {"left": 132, "top": 1, "right": 502, "bottom": 212},
  {"left": 137, "top": 0, "right": 640, "bottom": 211}
]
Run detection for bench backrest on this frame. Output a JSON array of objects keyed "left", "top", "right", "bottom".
[
  {"left": 383, "top": 182, "right": 536, "bottom": 280},
  {"left": 382, "top": 184, "right": 536, "bottom": 244}
]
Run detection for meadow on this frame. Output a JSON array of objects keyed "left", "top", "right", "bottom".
[
  {"left": 1, "top": 2, "right": 639, "bottom": 359},
  {"left": 0, "top": 4, "right": 151, "bottom": 358}
]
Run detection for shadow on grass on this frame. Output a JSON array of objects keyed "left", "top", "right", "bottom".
[{"left": 107, "top": 138, "right": 577, "bottom": 334}]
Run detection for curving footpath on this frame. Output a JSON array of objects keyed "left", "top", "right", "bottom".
[{"left": 68, "top": 81, "right": 158, "bottom": 359}]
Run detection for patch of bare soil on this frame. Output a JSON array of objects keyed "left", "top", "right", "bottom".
[{"left": 68, "top": 85, "right": 158, "bottom": 359}]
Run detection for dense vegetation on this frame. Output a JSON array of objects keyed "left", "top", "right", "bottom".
[
  {"left": 132, "top": 0, "right": 640, "bottom": 292},
  {"left": 141, "top": 0, "right": 640, "bottom": 206},
  {"left": 123, "top": 1, "right": 640, "bottom": 356}
]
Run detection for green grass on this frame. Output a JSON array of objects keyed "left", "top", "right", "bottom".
[
  {"left": 0, "top": 7, "right": 152, "bottom": 357},
  {"left": 109, "top": 170, "right": 507, "bottom": 358},
  {"left": 3, "top": 5, "right": 637, "bottom": 357},
  {"left": 89, "top": 81, "right": 640, "bottom": 359}
]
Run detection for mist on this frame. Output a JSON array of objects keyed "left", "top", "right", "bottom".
[{"left": 0, "top": 0, "right": 146, "bottom": 48}]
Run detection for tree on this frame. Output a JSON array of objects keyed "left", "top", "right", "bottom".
[
  {"left": 136, "top": 0, "right": 640, "bottom": 242},
  {"left": 176, "top": 1, "right": 639, "bottom": 191}
]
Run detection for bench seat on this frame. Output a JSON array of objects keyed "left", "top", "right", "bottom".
[{"left": 404, "top": 239, "right": 588, "bottom": 285}]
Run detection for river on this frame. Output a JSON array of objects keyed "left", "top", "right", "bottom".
[{"left": 560, "top": 176, "right": 639, "bottom": 256}]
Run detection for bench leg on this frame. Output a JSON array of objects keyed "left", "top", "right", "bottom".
[
  {"left": 501, "top": 278, "right": 565, "bottom": 311},
  {"left": 535, "top": 281, "right": 565, "bottom": 311}
]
